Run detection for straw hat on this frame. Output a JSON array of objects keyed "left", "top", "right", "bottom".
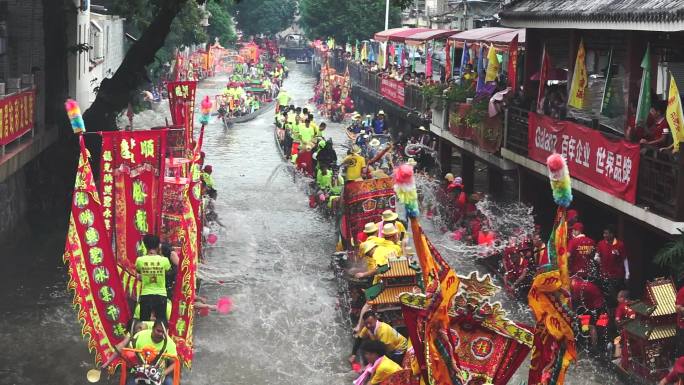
[
  {"left": 382, "top": 210, "right": 398, "bottom": 221},
  {"left": 353, "top": 112, "right": 361, "bottom": 119},
  {"left": 382, "top": 223, "right": 398, "bottom": 236},
  {"left": 444, "top": 173, "right": 454, "bottom": 182},
  {"left": 361, "top": 242, "right": 377, "bottom": 256},
  {"left": 369, "top": 138, "right": 381, "bottom": 147},
  {"left": 351, "top": 145, "right": 361, "bottom": 154},
  {"left": 363, "top": 222, "right": 379, "bottom": 234},
  {"left": 418, "top": 125, "right": 428, "bottom": 131},
  {"left": 405, "top": 246, "right": 416, "bottom": 256},
  {"left": 366, "top": 114, "right": 372, "bottom": 119},
  {"left": 406, "top": 158, "right": 418, "bottom": 166},
  {"left": 377, "top": 110, "right": 385, "bottom": 116}
]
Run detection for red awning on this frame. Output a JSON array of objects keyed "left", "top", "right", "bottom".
[
  {"left": 404, "top": 29, "right": 459, "bottom": 45},
  {"left": 374, "top": 27, "right": 432, "bottom": 43},
  {"left": 449, "top": 27, "right": 524, "bottom": 48}
]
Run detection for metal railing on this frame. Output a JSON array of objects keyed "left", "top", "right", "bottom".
[
  {"left": 503, "top": 106, "right": 684, "bottom": 220},
  {"left": 503, "top": 106, "right": 529, "bottom": 156}
]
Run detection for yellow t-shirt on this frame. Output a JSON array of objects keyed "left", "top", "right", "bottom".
[
  {"left": 370, "top": 356, "right": 403, "bottom": 385},
  {"left": 359, "top": 321, "right": 409, "bottom": 354},
  {"left": 376, "top": 239, "right": 402, "bottom": 256},
  {"left": 344, "top": 154, "right": 366, "bottom": 181}
]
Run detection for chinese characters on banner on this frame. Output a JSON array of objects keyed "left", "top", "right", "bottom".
[
  {"left": 379, "top": 78, "right": 405, "bottom": 107},
  {"left": 99, "top": 130, "right": 168, "bottom": 283},
  {"left": 99, "top": 134, "right": 115, "bottom": 235},
  {"left": 527, "top": 113, "right": 640, "bottom": 203},
  {"left": 166, "top": 81, "right": 197, "bottom": 143},
  {"left": 0, "top": 88, "right": 35, "bottom": 145},
  {"left": 168, "top": 190, "right": 198, "bottom": 367},
  {"left": 64, "top": 136, "right": 131, "bottom": 368}
]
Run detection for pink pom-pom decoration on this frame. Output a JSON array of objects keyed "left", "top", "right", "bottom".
[
  {"left": 199, "top": 96, "right": 212, "bottom": 125},
  {"left": 216, "top": 297, "right": 233, "bottom": 314},
  {"left": 207, "top": 233, "right": 218, "bottom": 245},
  {"left": 393, "top": 164, "right": 414, "bottom": 185},
  {"left": 393, "top": 163, "right": 420, "bottom": 218},
  {"left": 546, "top": 153, "right": 572, "bottom": 208}
]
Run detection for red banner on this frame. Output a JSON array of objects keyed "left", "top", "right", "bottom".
[
  {"left": 527, "top": 113, "right": 640, "bottom": 203},
  {"left": 64, "top": 136, "right": 131, "bottom": 369},
  {"left": 167, "top": 81, "right": 197, "bottom": 136},
  {"left": 379, "top": 78, "right": 405, "bottom": 107},
  {"left": 168, "top": 190, "right": 198, "bottom": 367},
  {"left": 0, "top": 88, "right": 35, "bottom": 145},
  {"left": 100, "top": 131, "right": 168, "bottom": 284}
]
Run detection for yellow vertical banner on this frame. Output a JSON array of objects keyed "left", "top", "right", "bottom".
[
  {"left": 568, "top": 39, "right": 588, "bottom": 109},
  {"left": 666, "top": 73, "right": 684, "bottom": 152},
  {"left": 485, "top": 44, "right": 500, "bottom": 82}
]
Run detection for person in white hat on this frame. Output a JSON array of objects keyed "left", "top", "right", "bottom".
[
  {"left": 357, "top": 222, "right": 379, "bottom": 244},
  {"left": 349, "top": 113, "right": 363, "bottom": 134},
  {"left": 444, "top": 173, "right": 455, "bottom": 183},
  {"left": 372, "top": 110, "right": 387, "bottom": 135},
  {"left": 406, "top": 158, "right": 418, "bottom": 167},
  {"left": 354, "top": 242, "right": 393, "bottom": 282},
  {"left": 380, "top": 223, "right": 402, "bottom": 254},
  {"left": 376, "top": 210, "right": 407, "bottom": 251},
  {"left": 362, "top": 114, "right": 373, "bottom": 129}
]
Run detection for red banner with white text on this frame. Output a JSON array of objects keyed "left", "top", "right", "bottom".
[
  {"left": 379, "top": 77, "right": 405, "bottom": 107},
  {"left": 167, "top": 81, "right": 197, "bottom": 138},
  {"left": 64, "top": 137, "right": 131, "bottom": 369},
  {"left": 0, "top": 88, "right": 35, "bottom": 145},
  {"left": 99, "top": 131, "right": 167, "bottom": 290},
  {"left": 527, "top": 113, "right": 640, "bottom": 203}
]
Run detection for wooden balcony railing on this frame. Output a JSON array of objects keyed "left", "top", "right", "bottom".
[{"left": 503, "top": 106, "right": 684, "bottom": 221}]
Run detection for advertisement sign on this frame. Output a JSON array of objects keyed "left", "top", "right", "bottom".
[
  {"left": 379, "top": 78, "right": 405, "bottom": 107},
  {"left": 527, "top": 113, "right": 640, "bottom": 203},
  {"left": 0, "top": 88, "right": 35, "bottom": 145}
]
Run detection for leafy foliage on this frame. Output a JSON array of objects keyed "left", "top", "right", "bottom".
[
  {"left": 207, "top": 0, "right": 237, "bottom": 45},
  {"left": 298, "top": 0, "right": 402, "bottom": 43},
  {"left": 421, "top": 83, "right": 446, "bottom": 106},
  {"left": 654, "top": 231, "right": 684, "bottom": 281},
  {"left": 444, "top": 83, "right": 475, "bottom": 103},
  {"left": 232, "top": 0, "right": 297, "bottom": 36}
]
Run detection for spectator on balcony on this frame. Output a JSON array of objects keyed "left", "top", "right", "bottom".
[{"left": 640, "top": 101, "right": 671, "bottom": 149}]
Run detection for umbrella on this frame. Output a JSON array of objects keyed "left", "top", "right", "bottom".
[{"left": 530, "top": 67, "right": 568, "bottom": 81}]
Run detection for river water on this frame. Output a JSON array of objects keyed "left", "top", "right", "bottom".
[{"left": 0, "top": 64, "right": 620, "bottom": 385}]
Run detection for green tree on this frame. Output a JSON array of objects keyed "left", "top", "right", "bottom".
[
  {"left": 207, "top": 0, "right": 237, "bottom": 45},
  {"left": 232, "top": 0, "right": 296, "bottom": 37},
  {"left": 299, "top": 0, "right": 402, "bottom": 43}
]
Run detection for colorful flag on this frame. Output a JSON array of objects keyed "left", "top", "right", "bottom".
[
  {"left": 426, "top": 44, "right": 433, "bottom": 79},
  {"left": 354, "top": 40, "right": 360, "bottom": 61},
  {"left": 537, "top": 46, "right": 550, "bottom": 113},
  {"left": 485, "top": 44, "right": 500, "bottom": 82},
  {"left": 445, "top": 40, "right": 451, "bottom": 81},
  {"left": 507, "top": 34, "right": 519, "bottom": 91},
  {"left": 459, "top": 41, "right": 470, "bottom": 82},
  {"left": 378, "top": 42, "right": 385, "bottom": 69},
  {"left": 666, "top": 73, "right": 684, "bottom": 152},
  {"left": 449, "top": 43, "right": 456, "bottom": 80},
  {"left": 361, "top": 42, "right": 368, "bottom": 61},
  {"left": 527, "top": 154, "right": 576, "bottom": 385},
  {"left": 64, "top": 135, "right": 132, "bottom": 370},
  {"left": 636, "top": 45, "right": 652, "bottom": 127},
  {"left": 476, "top": 45, "right": 486, "bottom": 93},
  {"left": 600, "top": 48, "right": 616, "bottom": 117},
  {"left": 568, "top": 39, "right": 588, "bottom": 109}
]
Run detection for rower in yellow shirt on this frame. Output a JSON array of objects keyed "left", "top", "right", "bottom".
[
  {"left": 342, "top": 145, "right": 366, "bottom": 182},
  {"left": 352, "top": 340, "right": 404, "bottom": 385},
  {"left": 375, "top": 223, "right": 402, "bottom": 256},
  {"left": 350, "top": 312, "right": 409, "bottom": 366}
]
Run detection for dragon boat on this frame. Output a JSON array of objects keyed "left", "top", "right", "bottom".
[
  {"left": 63, "top": 79, "right": 212, "bottom": 384},
  {"left": 273, "top": 108, "right": 534, "bottom": 384}
]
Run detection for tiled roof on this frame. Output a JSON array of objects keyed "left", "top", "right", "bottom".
[
  {"left": 624, "top": 320, "right": 677, "bottom": 341},
  {"left": 501, "top": 0, "right": 684, "bottom": 27}
]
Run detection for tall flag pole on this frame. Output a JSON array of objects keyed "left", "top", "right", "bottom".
[
  {"left": 568, "top": 39, "right": 588, "bottom": 109},
  {"left": 507, "top": 34, "right": 519, "bottom": 91},
  {"left": 459, "top": 41, "right": 469, "bottom": 84},
  {"left": 527, "top": 154, "right": 576, "bottom": 385},
  {"left": 636, "top": 44, "right": 652, "bottom": 127},
  {"left": 445, "top": 40, "right": 452, "bottom": 81},
  {"left": 666, "top": 72, "right": 684, "bottom": 152},
  {"left": 536, "top": 44, "right": 550, "bottom": 113},
  {"left": 600, "top": 47, "right": 615, "bottom": 116}
]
